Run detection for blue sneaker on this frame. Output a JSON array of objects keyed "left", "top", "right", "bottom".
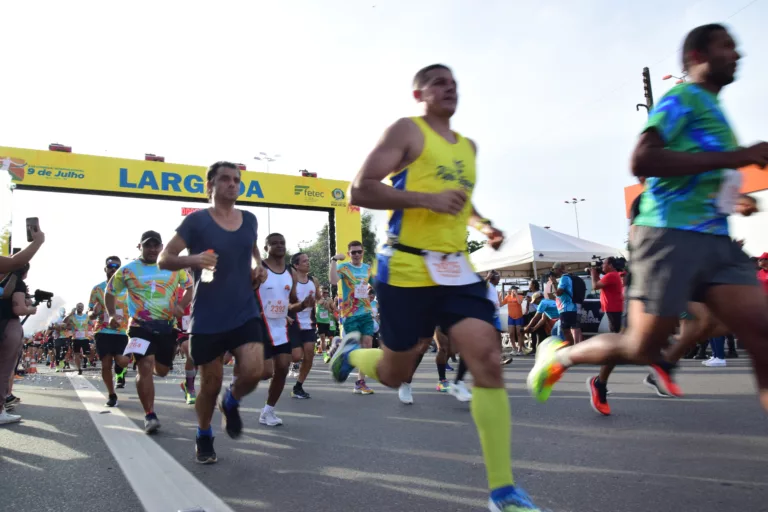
[
  {"left": 330, "top": 331, "right": 361, "bottom": 383},
  {"left": 488, "top": 485, "right": 540, "bottom": 512}
]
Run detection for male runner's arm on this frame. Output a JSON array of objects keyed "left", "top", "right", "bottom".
[
  {"left": 158, "top": 234, "right": 217, "bottom": 272},
  {"left": 329, "top": 260, "right": 341, "bottom": 286},
  {"left": 632, "top": 130, "right": 768, "bottom": 178},
  {"left": 523, "top": 312, "right": 542, "bottom": 333},
  {"left": 251, "top": 239, "right": 267, "bottom": 289},
  {"left": 349, "top": 117, "right": 467, "bottom": 214}
]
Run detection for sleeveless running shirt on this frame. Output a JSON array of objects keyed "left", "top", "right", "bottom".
[
  {"left": 256, "top": 262, "right": 292, "bottom": 347},
  {"left": 376, "top": 116, "right": 477, "bottom": 288},
  {"left": 295, "top": 278, "right": 316, "bottom": 330}
]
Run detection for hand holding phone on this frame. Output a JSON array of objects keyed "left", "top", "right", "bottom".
[{"left": 26, "top": 217, "right": 40, "bottom": 243}]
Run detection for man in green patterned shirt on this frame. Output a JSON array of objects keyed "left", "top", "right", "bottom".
[{"left": 527, "top": 23, "right": 768, "bottom": 413}]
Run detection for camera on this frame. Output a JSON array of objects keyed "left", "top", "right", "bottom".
[
  {"left": 587, "top": 255, "right": 626, "bottom": 273},
  {"left": 31, "top": 289, "right": 54, "bottom": 308}
]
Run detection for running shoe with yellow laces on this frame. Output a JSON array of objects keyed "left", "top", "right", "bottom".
[{"left": 526, "top": 336, "right": 569, "bottom": 402}]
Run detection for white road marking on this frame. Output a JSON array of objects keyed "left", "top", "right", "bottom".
[{"left": 67, "top": 374, "right": 235, "bottom": 512}]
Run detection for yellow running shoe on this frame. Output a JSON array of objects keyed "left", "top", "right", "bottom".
[{"left": 526, "top": 337, "right": 568, "bottom": 403}]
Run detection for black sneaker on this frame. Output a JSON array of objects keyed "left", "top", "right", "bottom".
[
  {"left": 291, "top": 385, "right": 311, "bottom": 399},
  {"left": 106, "top": 394, "right": 118, "bottom": 407},
  {"left": 116, "top": 374, "right": 126, "bottom": 389},
  {"left": 218, "top": 391, "right": 243, "bottom": 439},
  {"left": 643, "top": 374, "right": 671, "bottom": 397},
  {"left": 5, "top": 394, "right": 20, "bottom": 406},
  {"left": 195, "top": 436, "right": 217, "bottom": 464},
  {"left": 78, "top": 369, "right": 83, "bottom": 376},
  {"left": 144, "top": 413, "right": 161, "bottom": 434}
]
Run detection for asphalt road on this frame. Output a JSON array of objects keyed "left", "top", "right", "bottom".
[{"left": 1, "top": 354, "right": 766, "bottom": 512}]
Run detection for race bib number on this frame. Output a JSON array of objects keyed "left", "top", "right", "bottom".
[
  {"left": 716, "top": 169, "right": 742, "bottom": 214},
  {"left": 265, "top": 299, "right": 288, "bottom": 319},
  {"left": 317, "top": 309, "right": 329, "bottom": 320},
  {"left": 116, "top": 308, "right": 123, "bottom": 316},
  {"left": 74, "top": 331, "right": 85, "bottom": 339},
  {"left": 181, "top": 315, "right": 191, "bottom": 331},
  {"left": 424, "top": 251, "right": 480, "bottom": 286},
  {"left": 123, "top": 337, "right": 150, "bottom": 356},
  {"left": 354, "top": 281, "right": 369, "bottom": 299}
]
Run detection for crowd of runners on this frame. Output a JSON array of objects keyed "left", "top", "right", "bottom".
[{"left": 2, "top": 22, "right": 768, "bottom": 512}]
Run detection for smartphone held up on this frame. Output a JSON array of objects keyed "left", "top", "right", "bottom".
[{"left": 26, "top": 217, "right": 40, "bottom": 242}]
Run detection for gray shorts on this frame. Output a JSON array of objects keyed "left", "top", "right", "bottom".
[{"left": 629, "top": 226, "right": 757, "bottom": 316}]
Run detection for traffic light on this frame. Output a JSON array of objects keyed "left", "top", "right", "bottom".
[{"left": 642, "top": 67, "right": 654, "bottom": 110}]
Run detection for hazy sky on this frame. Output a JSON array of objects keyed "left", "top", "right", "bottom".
[{"left": 3, "top": 0, "right": 767, "bottom": 332}]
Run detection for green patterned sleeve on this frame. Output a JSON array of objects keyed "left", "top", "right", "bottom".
[{"left": 643, "top": 85, "right": 692, "bottom": 143}]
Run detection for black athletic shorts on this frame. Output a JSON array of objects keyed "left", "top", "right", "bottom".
[
  {"left": 127, "top": 326, "right": 176, "bottom": 368},
  {"left": 95, "top": 333, "right": 129, "bottom": 359},
  {"left": 375, "top": 280, "right": 495, "bottom": 353},
  {"left": 290, "top": 325, "right": 316, "bottom": 349},
  {"left": 264, "top": 340, "right": 291, "bottom": 359},
  {"left": 189, "top": 316, "right": 264, "bottom": 366},
  {"left": 72, "top": 339, "right": 91, "bottom": 355},
  {"left": 559, "top": 311, "right": 580, "bottom": 330},
  {"left": 317, "top": 323, "right": 332, "bottom": 336},
  {"left": 605, "top": 312, "right": 622, "bottom": 333}
]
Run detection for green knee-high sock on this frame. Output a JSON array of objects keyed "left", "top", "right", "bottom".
[
  {"left": 348, "top": 349, "right": 384, "bottom": 381},
  {"left": 470, "top": 387, "right": 514, "bottom": 490}
]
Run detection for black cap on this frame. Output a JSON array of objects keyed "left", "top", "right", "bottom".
[{"left": 140, "top": 230, "right": 162, "bottom": 244}]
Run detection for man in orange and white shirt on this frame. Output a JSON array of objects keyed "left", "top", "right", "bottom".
[{"left": 501, "top": 289, "right": 525, "bottom": 354}]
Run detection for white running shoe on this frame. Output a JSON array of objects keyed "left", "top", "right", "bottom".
[
  {"left": 0, "top": 409, "right": 22, "bottom": 425},
  {"left": 398, "top": 383, "right": 414, "bottom": 404},
  {"left": 448, "top": 380, "right": 473, "bottom": 402},
  {"left": 259, "top": 408, "right": 283, "bottom": 427},
  {"left": 703, "top": 357, "right": 726, "bottom": 367}
]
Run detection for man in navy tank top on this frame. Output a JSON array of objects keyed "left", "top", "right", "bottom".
[{"left": 159, "top": 161, "right": 268, "bottom": 464}]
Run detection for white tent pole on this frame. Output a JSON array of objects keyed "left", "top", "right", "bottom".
[{"left": 532, "top": 259, "right": 538, "bottom": 280}]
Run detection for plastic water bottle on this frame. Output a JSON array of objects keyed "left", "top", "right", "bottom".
[{"left": 201, "top": 250, "right": 215, "bottom": 283}]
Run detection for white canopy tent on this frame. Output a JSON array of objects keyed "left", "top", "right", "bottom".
[{"left": 471, "top": 223, "right": 625, "bottom": 279}]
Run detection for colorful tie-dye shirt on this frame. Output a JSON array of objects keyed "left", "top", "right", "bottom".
[
  {"left": 107, "top": 261, "right": 192, "bottom": 327},
  {"left": 89, "top": 280, "right": 130, "bottom": 334},
  {"left": 336, "top": 262, "right": 373, "bottom": 318},
  {"left": 70, "top": 313, "right": 90, "bottom": 339},
  {"left": 634, "top": 83, "right": 739, "bottom": 236}
]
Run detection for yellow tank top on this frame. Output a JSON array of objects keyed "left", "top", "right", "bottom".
[{"left": 377, "top": 116, "right": 476, "bottom": 288}]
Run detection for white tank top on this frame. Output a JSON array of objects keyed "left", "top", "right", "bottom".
[
  {"left": 295, "top": 277, "right": 316, "bottom": 330},
  {"left": 257, "top": 262, "right": 292, "bottom": 320}
]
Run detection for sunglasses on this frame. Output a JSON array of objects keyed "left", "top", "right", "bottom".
[
  {"left": 349, "top": 250, "right": 363, "bottom": 255},
  {"left": 107, "top": 263, "right": 120, "bottom": 269}
]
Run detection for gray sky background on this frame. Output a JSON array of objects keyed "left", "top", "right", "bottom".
[{"left": 3, "top": 0, "right": 767, "bottom": 332}]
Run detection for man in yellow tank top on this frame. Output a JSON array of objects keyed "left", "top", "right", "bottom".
[{"left": 329, "top": 64, "right": 540, "bottom": 512}]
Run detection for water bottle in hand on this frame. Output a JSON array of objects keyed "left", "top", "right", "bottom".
[{"left": 201, "top": 249, "right": 216, "bottom": 283}]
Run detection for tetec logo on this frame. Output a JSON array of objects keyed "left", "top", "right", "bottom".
[{"left": 294, "top": 185, "right": 324, "bottom": 198}]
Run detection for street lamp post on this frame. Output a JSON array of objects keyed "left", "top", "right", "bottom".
[
  {"left": 254, "top": 152, "right": 281, "bottom": 235},
  {"left": 564, "top": 198, "right": 586, "bottom": 238}
]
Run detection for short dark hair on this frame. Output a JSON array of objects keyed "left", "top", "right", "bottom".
[
  {"left": 347, "top": 240, "right": 363, "bottom": 250},
  {"left": 265, "top": 233, "right": 284, "bottom": 245},
  {"left": 206, "top": 161, "right": 239, "bottom": 199},
  {"left": 290, "top": 252, "right": 307, "bottom": 266},
  {"left": 413, "top": 64, "right": 452, "bottom": 89},
  {"left": 682, "top": 23, "right": 728, "bottom": 71}
]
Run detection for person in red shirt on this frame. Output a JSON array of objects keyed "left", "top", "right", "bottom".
[
  {"left": 757, "top": 252, "right": 768, "bottom": 295},
  {"left": 590, "top": 257, "right": 624, "bottom": 334}
]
